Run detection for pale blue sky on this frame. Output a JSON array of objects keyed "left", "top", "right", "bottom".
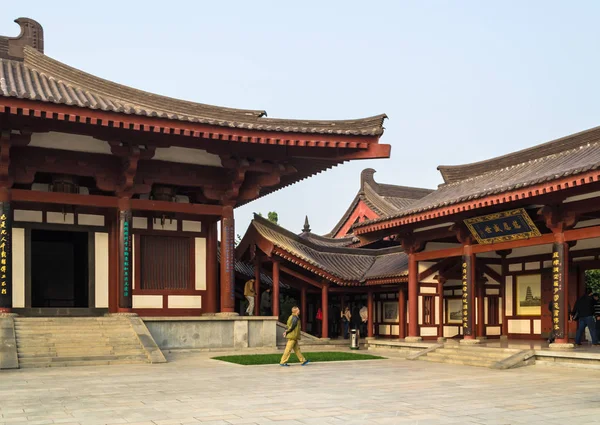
[{"left": 4, "top": 1, "right": 600, "bottom": 236}]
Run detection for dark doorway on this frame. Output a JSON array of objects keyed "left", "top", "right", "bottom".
[{"left": 31, "top": 229, "right": 89, "bottom": 308}]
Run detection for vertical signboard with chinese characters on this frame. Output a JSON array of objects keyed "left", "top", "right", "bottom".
[
  {"left": 0, "top": 202, "right": 11, "bottom": 310},
  {"left": 461, "top": 255, "right": 473, "bottom": 336},
  {"left": 119, "top": 210, "right": 132, "bottom": 309},
  {"left": 551, "top": 243, "right": 565, "bottom": 339},
  {"left": 222, "top": 216, "right": 235, "bottom": 309}
]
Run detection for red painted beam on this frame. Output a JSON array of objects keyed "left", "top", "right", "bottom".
[
  {"left": 12, "top": 189, "right": 119, "bottom": 208},
  {"left": 130, "top": 199, "right": 223, "bottom": 216}
]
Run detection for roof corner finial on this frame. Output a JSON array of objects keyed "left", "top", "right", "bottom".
[
  {"left": 360, "top": 168, "right": 377, "bottom": 188},
  {"left": 302, "top": 215, "right": 311, "bottom": 233},
  {"left": 0, "top": 18, "right": 44, "bottom": 61}
]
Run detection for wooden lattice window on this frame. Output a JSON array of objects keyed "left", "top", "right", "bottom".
[
  {"left": 487, "top": 296, "right": 499, "bottom": 326},
  {"left": 423, "top": 296, "right": 434, "bottom": 325},
  {"left": 140, "top": 235, "right": 192, "bottom": 290}
]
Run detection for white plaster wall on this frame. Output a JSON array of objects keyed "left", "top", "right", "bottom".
[
  {"left": 390, "top": 325, "right": 399, "bottom": 336},
  {"left": 570, "top": 237, "right": 600, "bottom": 251},
  {"left": 132, "top": 236, "right": 136, "bottom": 290},
  {"left": 168, "top": 295, "right": 202, "bottom": 309},
  {"left": 487, "top": 326, "right": 501, "bottom": 336},
  {"left": 505, "top": 276, "right": 513, "bottom": 316},
  {"left": 418, "top": 295, "right": 423, "bottom": 325},
  {"left": 525, "top": 262, "right": 540, "bottom": 270},
  {"left": 133, "top": 295, "right": 163, "bottom": 309},
  {"left": 182, "top": 220, "right": 202, "bottom": 232},
  {"left": 195, "top": 238, "right": 207, "bottom": 290},
  {"left": 14, "top": 210, "right": 42, "bottom": 223},
  {"left": 499, "top": 298, "right": 503, "bottom": 324},
  {"left": 12, "top": 228, "right": 25, "bottom": 308},
  {"left": 533, "top": 320, "right": 541, "bottom": 335},
  {"left": 508, "top": 319, "right": 530, "bottom": 334},
  {"left": 484, "top": 297, "right": 488, "bottom": 325},
  {"left": 435, "top": 297, "right": 440, "bottom": 325},
  {"left": 444, "top": 326, "right": 459, "bottom": 338},
  {"left": 78, "top": 214, "right": 105, "bottom": 226},
  {"left": 30, "top": 132, "right": 113, "bottom": 154},
  {"left": 47, "top": 212, "right": 74, "bottom": 224},
  {"left": 509, "top": 263, "right": 522, "bottom": 272},
  {"left": 420, "top": 327, "right": 438, "bottom": 337},
  {"left": 378, "top": 324, "right": 389, "bottom": 335},
  {"left": 486, "top": 288, "right": 500, "bottom": 295},
  {"left": 153, "top": 146, "right": 222, "bottom": 167},
  {"left": 95, "top": 232, "right": 109, "bottom": 308},
  {"left": 421, "top": 286, "right": 436, "bottom": 294},
  {"left": 133, "top": 217, "right": 148, "bottom": 229},
  {"left": 423, "top": 242, "right": 460, "bottom": 252},
  {"left": 508, "top": 245, "right": 551, "bottom": 258}
]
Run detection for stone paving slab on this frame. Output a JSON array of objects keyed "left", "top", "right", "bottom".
[{"left": 1, "top": 350, "right": 600, "bottom": 425}]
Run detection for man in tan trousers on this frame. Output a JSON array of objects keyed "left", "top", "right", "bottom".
[
  {"left": 280, "top": 306, "right": 310, "bottom": 367},
  {"left": 243, "top": 279, "right": 255, "bottom": 316}
]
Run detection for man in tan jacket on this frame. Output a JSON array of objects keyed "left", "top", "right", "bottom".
[
  {"left": 244, "top": 279, "right": 256, "bottom": 316},
  {"left": 280, "top": 306, "right": 309, "bottom": 367}
]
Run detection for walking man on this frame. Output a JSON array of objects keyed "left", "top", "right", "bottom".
[
  {"left": 244, "top": 279, "right": 256, "bottom": 316},
  {"left": 280, "top": 306, "right": 310, "bottom": 367},
  {"left": 572, "top": 288, "right": 599, "bottom": 346}
]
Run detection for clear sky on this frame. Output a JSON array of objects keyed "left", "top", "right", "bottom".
[{"left": 4, "top": 1, "right": 600, "bottom": 236}]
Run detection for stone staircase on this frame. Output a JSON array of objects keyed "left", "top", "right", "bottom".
[
  {"left": 414, "top": 343, "right": 535, "bottom": 369},
  {"left": 14, "top": 316, "right": 155, "bottom": 368}
]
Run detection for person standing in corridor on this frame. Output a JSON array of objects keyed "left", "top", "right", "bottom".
[
  {"left": 280, "top": 306, "right": 310, "bottom": 367},
  {"left": 244, "top": 279, "right": 256, "bottom": 316}
]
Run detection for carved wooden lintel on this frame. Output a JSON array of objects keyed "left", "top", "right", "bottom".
[
  {"left": 398, "top": 233, "right": 424, "bottom": 254},
  {"left": 450, "top": 223, "right": 475, "bottom": 245}
]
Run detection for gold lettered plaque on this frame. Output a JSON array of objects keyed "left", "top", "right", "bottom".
[{"left": 464, "top": 208, "right": 541, "bottom": 245}]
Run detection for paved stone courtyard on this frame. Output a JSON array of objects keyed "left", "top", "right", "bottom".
[{"left": 1, "top": 350, "right": 599, "bottom": 425}]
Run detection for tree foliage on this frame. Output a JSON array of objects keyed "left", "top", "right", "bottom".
[{"left": 585, "top": 269, "right": 600, "bottom": 293}]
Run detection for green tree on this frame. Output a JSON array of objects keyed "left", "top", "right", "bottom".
[
  {"left": 257, "top": 211, "right": 279, "bottom": 224},
  {"left": 585, "top": 269, "right": 600, "bottom": 293}
]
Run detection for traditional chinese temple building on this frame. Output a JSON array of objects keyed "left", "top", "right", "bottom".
[
  {"left": 353, "top": 125, "right": 600, "bottom": 346},
  {"left": 0, "top": 18, "right": 391, "bottom": 318}
]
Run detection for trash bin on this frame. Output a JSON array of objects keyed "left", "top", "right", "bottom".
[{"left": 350, "top": 329, "right": 359, "bottom": 350}]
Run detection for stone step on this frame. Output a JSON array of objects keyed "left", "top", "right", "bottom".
[
  {"left": 18, "top": 348, "right": 146, "bottom": 358},
  {"left": 418, "top": 355, "right": 496, "bottom": 368},
  {"left": 17, "top": 337, "right": 138, "bottom": 344},
  {"left": 424, "top": 351, "right": 504, "bottom": 363},
  {"left": 434, "top": 348, "right": 512, "bottom": 360},
  {"left": 18, "top": 354, "right": 148, "bottom": 365},
  {"left": 443, "top": 344, "right": 521, "bottom": 354},
  {"left": 14, "top": 324, "right": 132, "bottom": 329},
  {"left": 15, "top": 327, "right": 132, "bottom": 333},
  {"left": 17, "top": 343, "right": 142, "bottom": 352},
  {"left": 20, "top": 359, "right": 148, "bottom": 368}
]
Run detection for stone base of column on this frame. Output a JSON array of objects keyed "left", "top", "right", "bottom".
[
  {"left": 365, "top": 337, "right": 376, "bottom": 342},
  {"left": 460, "top": 338, "right": 481, "bottom": 345},
  {"left": 500, "top": 335, "right": 508, "bottom": 341},
  {"left": 202, "top": 313, "right": 217, "bottom": 317},
  {"left": 0, "top": 312, "right": 17, "bottom": 318},
  {"left": 476, "top": 336, "right": 488, "bottom": 341},
  {"left": 216, "top": 312, "right": 240, "bottom": 317},
  {"left": 106, "top": 312, "right": 138, "bottom": 317},
  {"left": 437, "top": 337, "right": 447, "bottom": 343},
  {"left": 549, "top": 342, "right": 575, "bottom": 350},
  {"left": 318, "top": 337, "right": 331, "bottom": 342},
  {"left": 405, "top": 336, "right": 423, "bottom": 342}
]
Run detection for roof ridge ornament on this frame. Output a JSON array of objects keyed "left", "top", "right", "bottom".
[
  {"left": 302, "top": 216, "right": 311, "bottom": 233},
  {"left": 0, "top": 18, "right": 44, "bottom": 61}
]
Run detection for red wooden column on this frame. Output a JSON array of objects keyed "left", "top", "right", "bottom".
[
  {"left": 254, "top": 253, "right": 261, "bottom": 316},
  {"left": 272, "top": 259, "right": 280, "bottom": 318},
  {"left": 0, "top": 188, "right": 12, "bottom": 314},
  {"left": 476, "top": 276, "right": 485, "bottom": 339},
  {"left": 321, "top": 282, "right": 329, "bottom": 339},
  {"left": 117, "top": 197, "right": 133, "bottom": 312},
  {"left": 219, "top": 205, "right": 235, "bottom": 313},
  {"left": 437, "top": 276, "right": 446, "bottom": 338},
  {"left": 407, "top": 253, "right": 420, "bottom": 340},
  {"left": 462, "top": 245, "right": 476, "bottom": 341},
  {"left": 399, "top": 287, "right": 407, "bottom": 339},
  {"left": 367, "top": 290, "right": 374, "bottom": 338},
  {"left": 553, "top": 233, "right": 570, "bottom": 345},
  {"left": 499, "top": 250, "right": 511, "bottom": 338},
  {"left": 300, "top": 286, "right": 307, "bottom": 331},
  {"left": 205, "top": 221, "right": 218, "bottom": 314}
]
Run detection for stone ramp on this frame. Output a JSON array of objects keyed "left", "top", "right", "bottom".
[
  {"left": 13, "top": 316, "right": 166, "bottom": 368},
  {"left": 413, "top": 343, "right": 535, "bottom": 369}
]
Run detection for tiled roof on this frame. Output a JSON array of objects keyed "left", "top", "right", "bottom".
[
  {"left": 298, "top": 231, "right": 356, "bottom": 247},
  {"left": 244, "top": 215, "right": 407, "bottom": 285},
  {"left": 328, "top": 168, "right": 433, "bottom": 236},
  {"left": 354, "top": 126, "right": 600, "bottom": 227},
  {"left": 217, "top": 244, "right": 291, "bottom": 290},
  {"left": 0, "top": 18, "right": 386, "bottom": 137}
]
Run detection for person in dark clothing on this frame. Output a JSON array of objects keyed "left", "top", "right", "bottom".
[
  {"left": 594, "top": 293, "right": 600, "bottom": 343},
  {"left": 260, "top": 288, "right": 272, "bottom": 316},
  {"left": 351, "top": 305, "right": 361, "bottom": 335},
  {"left": 572, "top": 289, "right": 598, "bottom": 345}
]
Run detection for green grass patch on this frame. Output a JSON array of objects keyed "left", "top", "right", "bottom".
[{"left": 212, "top": 351, "right": 386, "bottom": 365}]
